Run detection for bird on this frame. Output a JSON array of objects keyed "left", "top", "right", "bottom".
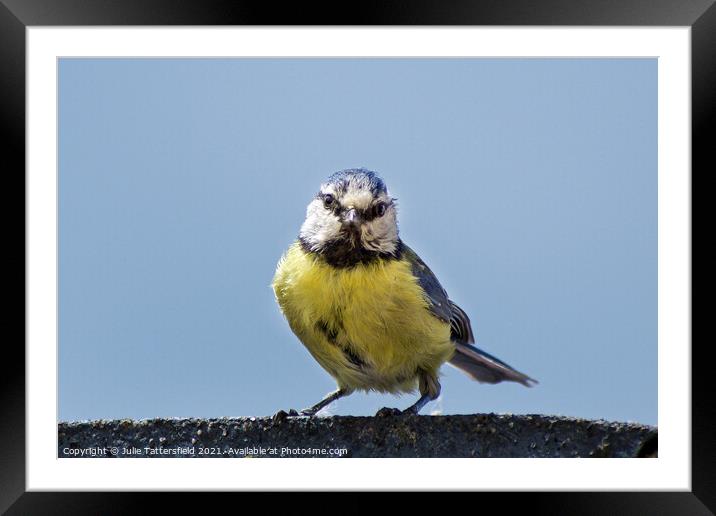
[{"left": 271, "top": 168, "right": 537, "bottom": 416}]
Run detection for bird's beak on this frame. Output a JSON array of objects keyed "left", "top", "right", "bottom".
[{"left": 343, "top": 208, "right": 361, "bottom": 228}]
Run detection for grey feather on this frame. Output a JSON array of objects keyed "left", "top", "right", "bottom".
[
  {"left": 447, "top": 300, "right": 475, "bottom": 344},
  {"left": 449, "top": 342, "right": 538, "bottom": 387}
]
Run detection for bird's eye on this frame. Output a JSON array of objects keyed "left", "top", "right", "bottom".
[
  {"left": 323, "top": 194, "right": 335, "bottom": 208},
  {"left": 374, "top": 202, "right": 387, "bottom": 217}
]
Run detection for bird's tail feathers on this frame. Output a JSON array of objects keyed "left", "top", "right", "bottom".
[{"left": 449, "top": 342, "right": 538, "bottom": 387}]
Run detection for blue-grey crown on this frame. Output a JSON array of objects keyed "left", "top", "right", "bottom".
[{"left": 325, "top": 168, "right": 387, "bottom": 197}]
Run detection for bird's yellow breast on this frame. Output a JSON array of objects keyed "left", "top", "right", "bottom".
[{"left": 272, "top": 242, "right": 454, "bottom": 393}]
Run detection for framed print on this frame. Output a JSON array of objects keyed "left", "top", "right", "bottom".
[{"left": 6, "top": 0, "right": 709, "bottom": 512}]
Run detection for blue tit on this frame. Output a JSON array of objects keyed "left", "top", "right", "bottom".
[{"left": 272, "top": 168, "right": 537, "bottom": 415}]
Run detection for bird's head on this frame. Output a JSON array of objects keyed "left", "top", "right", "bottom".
[{"left": 299, "top": 168, "right": 400, "bottom": 265}]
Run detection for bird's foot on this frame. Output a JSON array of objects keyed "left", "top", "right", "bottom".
[
  {"left": 272, "top": 409, "right": 300, "bottom": 423},
  {"left": 375, "top": 407, "right": 403, "bottom": 417}
]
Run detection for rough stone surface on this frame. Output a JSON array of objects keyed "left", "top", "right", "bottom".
[{"left": 58, "top": 413, "right": 657, "bottom": 458}]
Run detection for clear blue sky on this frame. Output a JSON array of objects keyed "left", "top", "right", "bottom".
[{"left": 58, "top": 58, "right": 656, "bottom": 425}]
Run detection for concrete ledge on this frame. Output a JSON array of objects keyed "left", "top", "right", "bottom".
[{"left": 58, "top": 412, "right": 656, "bottom": 458}]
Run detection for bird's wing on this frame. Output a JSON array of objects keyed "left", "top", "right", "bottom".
[
  {"left": 401, "top": 242, "right": 536, "bottom": 387},
  {"left": 401, "top": 242, "right": 474, "bottom": 344}
]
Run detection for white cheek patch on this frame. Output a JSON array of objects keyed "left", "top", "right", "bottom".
[
  {"left": 360, "top": 207, "right": 399, "bottom": 254},
  {"left": 299, "top": 199, "right": 342, "bottom": 250}
]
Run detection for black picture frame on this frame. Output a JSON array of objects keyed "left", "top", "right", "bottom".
[{"left": 5, "top": 0, "right": 708, "bottom": 512}]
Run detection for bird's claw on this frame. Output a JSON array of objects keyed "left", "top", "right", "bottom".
[
  {"left": 375, "top": 407, "right": 403, "bottom": 417},
  {"left": 272, "top": 409, "right": 301, "bottom": 423}
]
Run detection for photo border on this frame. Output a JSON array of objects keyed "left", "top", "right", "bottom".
[{"left": 6, "top": 0, "right": 708, "bottom": 511}]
